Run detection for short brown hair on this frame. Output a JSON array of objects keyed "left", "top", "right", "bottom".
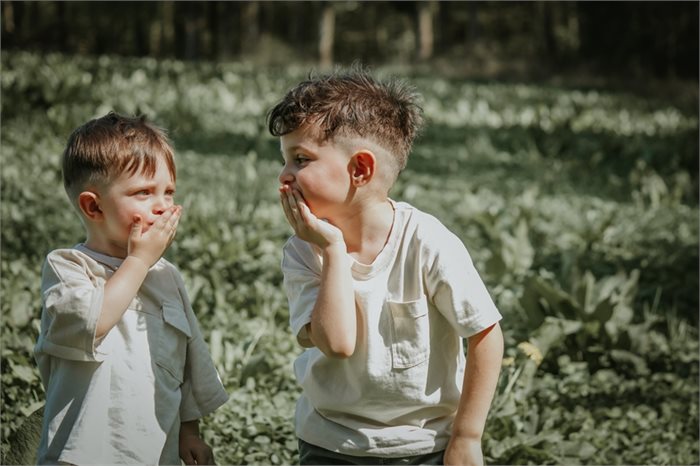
[
  {"left": 62, "top": 112, "right": 176, "bottom": 200},
  {"left": 267, "top": 67, "right": 423, "bottom": 176}
]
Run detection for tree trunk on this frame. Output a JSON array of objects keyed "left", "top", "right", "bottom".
[
  {"left": 133, "top": 5, "right": 149, "bottom": 56},
  {"left": 241, "top": 1, "right": 259, "bottom": 57},
  {"left": 183, "top": 3, "right": 199, "bottom": 60},
  {"left": 537, "top": 1, "right": 557, "bottom": 61},
  {"left": 161, "top": 1, "right": 175, "bottom": 57},
  {"left": 319, "top": 2, "right": 335, "bottom": 68},
  {"left": 215, "top": 2, "right": 234, "bottom": 59},
  {"left": 418, "top": 1, "right": 436, "bottom": 61},
  {"left": 468, "top": 2, "right": 479, "bottom": 42},
  {"left": 2, "top": 1, "right": 15, "bottom": 34}
]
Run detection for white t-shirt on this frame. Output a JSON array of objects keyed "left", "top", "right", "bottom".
[
  {"left": 34, "top": 244, "right": 228, "bottom": 465},
  {"left": 282, "top": 201, "right": 503, "bottom": 457}
]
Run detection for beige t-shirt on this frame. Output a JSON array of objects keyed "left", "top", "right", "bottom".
[
  {"left": 282, "top": 201, "right": 502, "bottom": 457},
  {"left": 34, "top": 244, "right": 228, "bottom": 465}
]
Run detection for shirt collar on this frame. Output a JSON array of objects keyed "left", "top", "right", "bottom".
[{"left": 75, "top": 243, "right": 125, "bottom": 271}]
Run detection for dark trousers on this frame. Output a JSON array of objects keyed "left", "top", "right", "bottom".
[{"left": 298, "top": 439, "right": 445, "bottom": 465}]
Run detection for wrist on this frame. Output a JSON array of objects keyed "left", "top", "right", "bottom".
[
  {"left": 450, "top": 428, "right": 483, "bottom": 442},
  {"left": 321, "top": 241, "right": 347, "bottom": 257},
  {"left": 124, "top": 254, "right": 152, "bottom": 272},
  {"left": 180, "top": 420, "right": 200, "bottom": 438},
  {"left": 322, "top": 244, "right": 352, "bottom": 268}
]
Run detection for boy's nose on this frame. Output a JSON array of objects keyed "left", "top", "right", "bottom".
[
  {"left": 278, "top": 167, "right": 294, "bottom": 185},
  {"left": 152, "top": 195, "right": 173, "bottom": 214}
]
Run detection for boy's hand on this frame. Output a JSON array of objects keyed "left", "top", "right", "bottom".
[
  {"left": 127, "top": 205, "right": 181, "bottom": 267},
  {"left": 444, "top": 436, "right": 483, "bottom": 466},
  {"left": 179, "top": 421, "right": 215, "bottom": 465},
  {"left": 179, "top": 434, "right": 215, "bottom": 465},
  {"left": 279, "top": 185, "right": 344, "bottom": 250}
]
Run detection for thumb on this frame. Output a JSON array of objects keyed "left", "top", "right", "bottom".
[
  {"left": 299, "top": 201, "right": 316, "bottom": 221},
  {"left": 130, "top": 215, "right": 143, "bottom": 239}
]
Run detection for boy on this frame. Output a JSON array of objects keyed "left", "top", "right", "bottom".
[
  {"left": 269, "top": 70, "right": 504, "bottom": 465},
  {"left": 34, "top": 112, "right": 228, "bottom": 465}
]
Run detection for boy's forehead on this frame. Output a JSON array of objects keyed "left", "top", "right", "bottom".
[
  {"left": 280, "top": 125, "right": 325, "bottom": 152},
  {"left": 112, "top": 156, "right": 175, "bottom": 183}
]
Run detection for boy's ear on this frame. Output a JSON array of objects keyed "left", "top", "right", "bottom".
[
  {"left": 349, "top": 151, "right": 376, "bottom": 187},
  {"left": 77, "top": 191, "right": 103, "bottom": 221}
]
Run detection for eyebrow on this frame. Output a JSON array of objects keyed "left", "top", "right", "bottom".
[
  {"left": 280, "top": 144, "right": 315, "bottom": 159},
  {"left": 281, "top": 143, "right": 317, "bottom": 154}
]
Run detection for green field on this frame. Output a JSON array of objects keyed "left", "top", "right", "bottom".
[{"left": 1, "top": 51, "right": 698, "bottom": 465}]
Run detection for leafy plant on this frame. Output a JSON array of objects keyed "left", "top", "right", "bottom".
[{"left": 2, "top": 51, "right": 697, "bottom": 465}]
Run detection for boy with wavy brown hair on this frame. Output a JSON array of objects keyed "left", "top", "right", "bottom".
[
  {"left": 269, "top": 69, "right": 504, "bottom": 465},
  {"left": 34, "top": 112, "right": 228, "bottom": 465}
]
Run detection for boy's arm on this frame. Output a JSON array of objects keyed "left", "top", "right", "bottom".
[
  {"left": 95, "top": 206, "right": 181, "bottom": 339},
  {"left": 444, "top": 323, "right": 503, "bottom": 466},
  {"left": 280, "top": 186, "right": 356, "bottom": 358},
  {"left": 306, "top": 244, "right": 355, "bottom": 357},
  {"left": 179, "top": 419, "right": 215, "bottom": 465}
]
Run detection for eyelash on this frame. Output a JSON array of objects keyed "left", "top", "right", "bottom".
[
  {"left": 134, "top": 190, "right": 175, "bottom": 196},
  {"left": 280, "top": 155, "right": 310, "bottom": 166}
]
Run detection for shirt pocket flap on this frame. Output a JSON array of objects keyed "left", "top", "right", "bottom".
[
  {"left": 388, "top": 299, "right": 429, "bottom": 319},
  {"left": 162, "top": 301, "right": 192, "bottom": 338}
]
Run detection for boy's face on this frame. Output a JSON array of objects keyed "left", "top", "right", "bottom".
[
  {"left": 278, "top": 126, "right": 352, "bottom": 220},
  {"left": 93, "top": 156, "right": 175, "bottom": 256}
]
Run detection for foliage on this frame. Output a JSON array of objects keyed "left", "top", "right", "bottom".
[
  {"left": 3, "top": 2, "right": 697, "bottom": 80},
  {"left": 1, "top": 51, "right": 698, "bottom": 465}
]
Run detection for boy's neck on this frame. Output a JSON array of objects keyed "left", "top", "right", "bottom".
[
  {"left": 336, "top": 198, "right": 395, "bottom": 265},
  {"left": 84, "top": 230, "right": 128, "bottom": 259}
]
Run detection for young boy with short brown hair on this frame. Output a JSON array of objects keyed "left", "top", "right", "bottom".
[
  {"left": 34, "top": 111, "right": 228, "bottom": 465},
  {"left": 269, "top": 69, "right": 504, "bottom": 465}
]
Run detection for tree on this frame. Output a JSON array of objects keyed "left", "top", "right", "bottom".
[
  {"left": 241, "top": 2, "right": 259, "bottom": 58},
  {"left": 319, "top": 2, "right": 335, "bottom": 68},
  {"left": 417, "top": 1, "right": 437, "bottom": 61}
]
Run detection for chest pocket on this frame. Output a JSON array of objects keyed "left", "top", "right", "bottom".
[
  {"left": 155, "top": 301, "right": 192, "bottom": 386},
  {"left": 386, "top": 298, "right": 430, "bottom": 369}
]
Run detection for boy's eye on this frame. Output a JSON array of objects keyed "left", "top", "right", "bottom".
[
  {"left": 295, "top": 155, "right": 309, "bottom": 164},
  {"left": 166, "top": 189, "right": 176, "bottom": 196}
]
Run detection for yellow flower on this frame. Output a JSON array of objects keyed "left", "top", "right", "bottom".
[{"left": 517, "top": 341, "right": 543, "bottom": 366}]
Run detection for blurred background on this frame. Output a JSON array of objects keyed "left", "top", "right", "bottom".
[
  {"left": 3, "top": 2, "right": 698, "bottom": 86},
  {"left": 1, "top": 2, "right": 698, "bottom": 465}
]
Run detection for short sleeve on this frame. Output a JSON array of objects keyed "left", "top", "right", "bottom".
[
  {"left": 36, "top": 251, "right": 106, "bottom": 362},
  {"left": 424, "top": 224, "right": 502, "bottom": 338},
  {"left": 171, "top": 269, "right": 228, "bottom": 421},
  {"left": 281, "top": 238, "right": 321, "bottom": 346}
]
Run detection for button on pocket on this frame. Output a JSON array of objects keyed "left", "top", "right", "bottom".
[
  {"left": 156, "top": 301, "right": 191, "bottom": 385},
  {"left": 387, "top": 298, "right": 430, "bottom": 369}
]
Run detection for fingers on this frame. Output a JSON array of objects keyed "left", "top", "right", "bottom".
[
  {"left": 127, "top": 206, "right": 182, "bottom": 266},
  {"left": 287, "top": 186, "right": 302, "bottom": 223},
  {"left": 130, "top": 215, "right": 143, "bottom": 239},
  {"left": 279, "top": 186, "right": 295, "bottom": 225},
  {"left": 297, "top": 199, "right": 314, "bottom": 223},
  {"left": 194, "top": 447, "right": 215, "bottom": 466},
  {"left": 180, "top": 449, "right": 196, "bottom": 465},
  {"left": 278, "top": 185, "right": 345, "bottom": 248},
  {"left": 279, "top": 185, "right": 305, "bottom": 229},
  {"left": 153, "top": 205, "right": 180, "bottom": 230},
  {"left": 165, "top": 205, "right": 181, "bottom": 238},
  {"left": 146, "top": 205, "right": 181, "bottom": 241},
  {"left": 181, "top": 444, "right": 214, "bottom": 466}
]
